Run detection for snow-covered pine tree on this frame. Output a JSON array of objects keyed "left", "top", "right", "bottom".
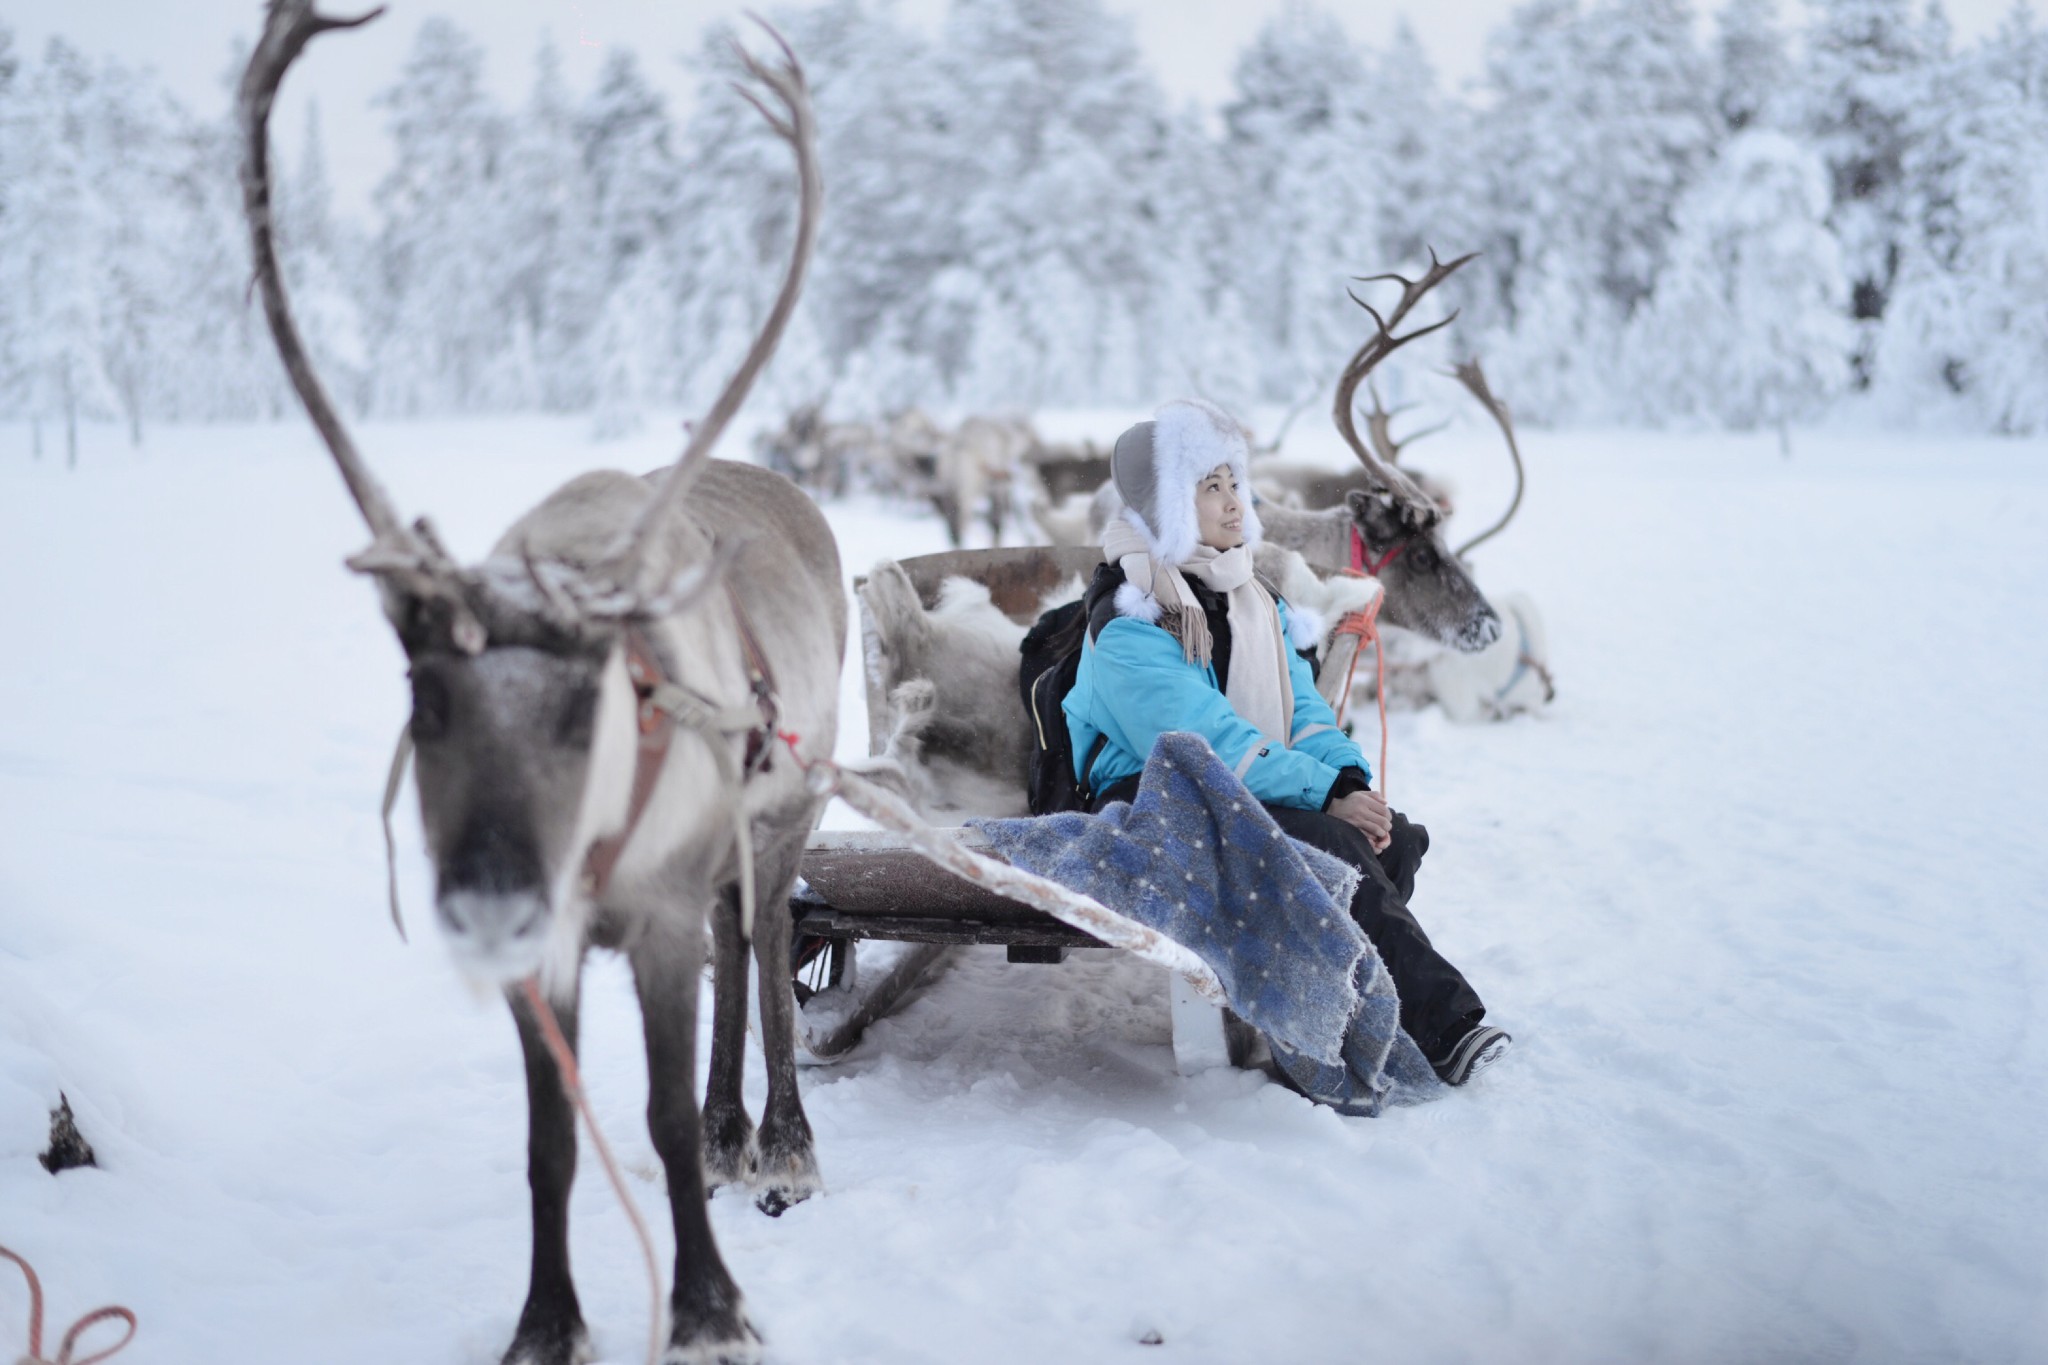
[
  {"left": 1794, "top": 0, "right": 1945, "bottom": 382},
  {"left": 90, "top": 63, "right": 191, "bottom": 445},
  {"left": 668, "top": 23, "right": 812, "bottom": 416},
  {"left": 11, "top": 40, "right": 120, "bottom": 465},
  {"left": 1879, "top": 4, "right": 2048, "bottom": 430},
  {"left": 578, "top": 48, "right": 684, "bottom": 430},
  {"left": 1369, "top": 20, "right": 1466, "bottom": 284},
  {"left": 1223, "top": 3, "right": 1386, "bottom": 401},
  {"left": 1715, "top": 0, "right": 1793, "bottom": 132},
  {"left": 276, "top": 103, "right": 370, "bottom": 418},
  {"left": 1625, "top": 129, "right": 1853, "bottom": 433},
  {"left": 495, "top": 40, "right": 598, "bottom": 412},
  {"left": 763, "top": 0, "right": 950, "bottom": 405},
  {"left": 1477, "top": 0, "right": 1718, "bottom": 422},
  {"left": 369, "top": 18, "right": 508, "bottom": 415},
  {"left": 0, "top": 24, "right": 31, "bottom": 443},
  {"left": 938, "top": 0, "right": 1173, "bottom": 408}
]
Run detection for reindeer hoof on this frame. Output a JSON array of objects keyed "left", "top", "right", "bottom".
[
  {"left": 664, "top": 1313, "right": 763, "bottom": 1365},
  {"left": 701, "top": 1108, "right": 759, "bottom": 1193},
  {"left": 502, "top": 1319, "right": 592, "bottom": 1365},
  {"left": 751, "top": 1157, "right": 822, "bottom": 1216},
  {"left": 751, "top": 1119, "right": 821, "bottom": 1215}
]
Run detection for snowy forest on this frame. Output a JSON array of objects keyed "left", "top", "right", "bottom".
[{"left": 4, "top": 0, "right": 2047, "bottom": 450}]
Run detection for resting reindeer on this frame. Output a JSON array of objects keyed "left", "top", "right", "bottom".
[
  {"left": 1247, "top": 252, "right": 1505, "bottom": 655},
  {"left": 240, "top": 7, "right": 831, "bottom": 1363}
]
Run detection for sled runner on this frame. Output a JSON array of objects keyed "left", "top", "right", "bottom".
[{"left": 788, "top": 545, "right": 1357, "bottom": 1070}]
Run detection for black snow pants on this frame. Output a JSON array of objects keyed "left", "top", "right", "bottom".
[
  {"left": 1259, "top": 805, "right": 1485, "bottom": 1060},
  {"left": 1092, "top": 775, "right": 1486, "bottom": 1060}
]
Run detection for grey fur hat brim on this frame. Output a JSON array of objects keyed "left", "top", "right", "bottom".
[{"left": 1108, "top": 399, "right": 1261, "bottom": 563}]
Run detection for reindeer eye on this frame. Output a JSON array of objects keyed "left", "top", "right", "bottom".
[
  {"left": 411, "top": 671, "right": 451, "bottom": 743},
  {"left": 1406, "top": 543, "right": 1436, "bottom": 572}
]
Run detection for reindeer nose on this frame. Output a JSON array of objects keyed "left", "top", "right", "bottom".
[{"left": 1468, "top": 604, "right": 1504, "bottom": 650}]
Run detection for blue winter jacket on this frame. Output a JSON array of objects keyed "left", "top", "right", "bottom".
[{"left": 1063, "top": 584, "right": 1370, "bottom": 809}]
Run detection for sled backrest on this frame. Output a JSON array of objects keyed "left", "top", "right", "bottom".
[{"left": 854, "top": 546, "right": 1103, "bottom": 755}]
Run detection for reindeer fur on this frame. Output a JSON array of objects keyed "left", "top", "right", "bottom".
[
  {"left": 857, "top": 564, "right": 1084, "bottom": 817},
  {"left": 404, "top": 461, "right": 847, "bottom": 1365}
]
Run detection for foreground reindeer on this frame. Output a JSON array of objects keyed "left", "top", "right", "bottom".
[{"left": 240, "top": 5, "right": 833, "bottom": 1361}]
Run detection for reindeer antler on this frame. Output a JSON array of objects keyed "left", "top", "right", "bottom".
[
  {"left": 607, "top": 15, "right": 822, "bottom": 600},
  {"left": 1333, "top": 248, "right": 1477, "bottom": 517},
  {"left": 1450, "top": 358, "right": 1525, "bottom": 558},
  {"left": 1361, "top": 379, "right": 1449, "bottom": 467},
  {"left": 238, "top": 0, "right": 489, "bottom": 650}
]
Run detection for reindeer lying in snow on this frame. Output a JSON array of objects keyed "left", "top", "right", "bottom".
[{"left": 242, "top": 8, "right": 831, "bottom": 1363}]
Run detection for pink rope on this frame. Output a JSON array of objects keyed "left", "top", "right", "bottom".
[{"left": 0, "top": 1244, "right": 136, "bottom": 1365}]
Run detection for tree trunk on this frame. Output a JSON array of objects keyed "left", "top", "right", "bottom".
[{"left": 64, "top": 360, "right": 78, "bottom": 471}]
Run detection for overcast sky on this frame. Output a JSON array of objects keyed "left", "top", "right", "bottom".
[{"left": 20, "top": 0, "right": 2021, "bottom": 218}]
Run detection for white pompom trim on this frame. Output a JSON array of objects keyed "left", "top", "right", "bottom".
[
  {"left": 1113, "top": 581, "right": 1162, "bottom": 623},
  {"left": 1285, "top": 603, "right": 1325, "bottom": 650}
]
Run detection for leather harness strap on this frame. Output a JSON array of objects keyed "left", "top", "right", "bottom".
[
  {"left": 579, "top": 590, "right": 782, "bottom": 900},
  {"left": 580, "top": 627, "right": 680, "bottom": 897},
  {"left": 1348, "top": 523, "right": 1407, "bottom": 577}
]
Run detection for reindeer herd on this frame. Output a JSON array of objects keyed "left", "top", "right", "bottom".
[{"left": 237, "top": 5, "right": 1546, "bottom": 1362}]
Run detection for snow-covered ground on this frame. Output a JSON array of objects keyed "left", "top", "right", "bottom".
[{"left": 2, "top": 413, "right": 2044, "bottom": 1364}]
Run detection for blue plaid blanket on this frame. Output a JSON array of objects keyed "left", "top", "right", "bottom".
[{"left": 972, "top": 732, "right": 1442, "bottom": 1115}]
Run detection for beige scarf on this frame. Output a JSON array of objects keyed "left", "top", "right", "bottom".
[{"left": 1102, "top": 517, "right": 1294, "bottom": 748}]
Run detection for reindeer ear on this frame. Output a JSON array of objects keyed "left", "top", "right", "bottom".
[{"left": 1345, "top": 486, "right": 1408, "bottom": 546}]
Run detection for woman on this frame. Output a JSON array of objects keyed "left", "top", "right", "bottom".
[{"left": 1063, "top": 399, "right": 1510, "bottom": 1086}]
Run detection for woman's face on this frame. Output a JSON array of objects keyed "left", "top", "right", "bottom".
[{"left": 1195, "top": 463, "right": 1245, "bottom": 551}]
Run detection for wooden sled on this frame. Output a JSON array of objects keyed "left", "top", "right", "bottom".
[{"left": 791, "top": 546, "right": 1358, "bottom": 1071}]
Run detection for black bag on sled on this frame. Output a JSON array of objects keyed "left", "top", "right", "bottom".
[{"left": 1019, "top": 599, "right": 1106, "bottom": 816}]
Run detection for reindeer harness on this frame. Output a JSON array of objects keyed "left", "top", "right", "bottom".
[
  {"left": 1348, "top": 524, "right": 1408, "bottom": 578},
  {"left": 381, "top": 583, "right": 786, "bottom": 942}
]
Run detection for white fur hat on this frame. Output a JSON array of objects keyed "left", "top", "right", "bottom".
[{"left": 1109, "top": 398, "right": 1263, "bottom": 564}]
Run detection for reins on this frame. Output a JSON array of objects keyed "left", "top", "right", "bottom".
[
  {"left": 517, "top": 978, "right": 664, "bottom": 1365},
  {"left": 1334, "top": 526, "right": 1401, "bottom": 797},
  {"left": 0, "top": 1245, "right": 136, "bottom": 1365},
  {"left": 1328, "top": 581, "right": 1389, "bottom": 801}
]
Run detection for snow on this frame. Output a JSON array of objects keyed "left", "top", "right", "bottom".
[{"left": 2, "top": 412, "right": 2045, "bottom": 1363}]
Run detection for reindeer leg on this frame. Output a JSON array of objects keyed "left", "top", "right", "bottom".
[
  {"left": 702, "top": 887, "right": 758, "bottom": 1191},
  {"left": 502, "top": 965, "right": 592, "bottom": 1365},
  {"left": 747, "top": 822, "right": 822, "bottom": 1216},
  {"left": 630, "top": 915, "right": 760, "bottom": 1363}
]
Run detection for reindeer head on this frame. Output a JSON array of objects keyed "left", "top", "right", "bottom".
[
  {"left": 1331, "top": 250, "right": 1501, "bottom": 654},
  {"left": 238, "top": 1, "right": 818, "bottom": 981},
  {"left": 399, "top": 599, "right": 624, "bottom": 976},
  {"left": 1340, "top": 487, "right": 1498, "bottom": 651}
]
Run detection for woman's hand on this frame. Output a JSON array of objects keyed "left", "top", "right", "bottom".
[{"left": 1330, "top": 789, "right": 1392, "bottom": 853}]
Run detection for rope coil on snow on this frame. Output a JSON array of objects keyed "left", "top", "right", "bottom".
[{"left": 0, "top": 1244, "right": 136, "bottom": 1365}]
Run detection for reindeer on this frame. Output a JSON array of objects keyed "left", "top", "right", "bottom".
[
  {"left": 753, "top": 400, "right": 870, "bottom": 499},
  {"left": 241, "top": 7, "right": 833, "bottom": 1362}
]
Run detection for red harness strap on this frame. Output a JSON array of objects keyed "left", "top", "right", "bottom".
[
  {"left": 1349, "top": 523, "right": 1406, "bottom": 577},
  {"left": 578, "top": 589, "right": 783, "bottom": 900},
  {"left": 580, "top": 627, "right": 675, "bottom": 898}
]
